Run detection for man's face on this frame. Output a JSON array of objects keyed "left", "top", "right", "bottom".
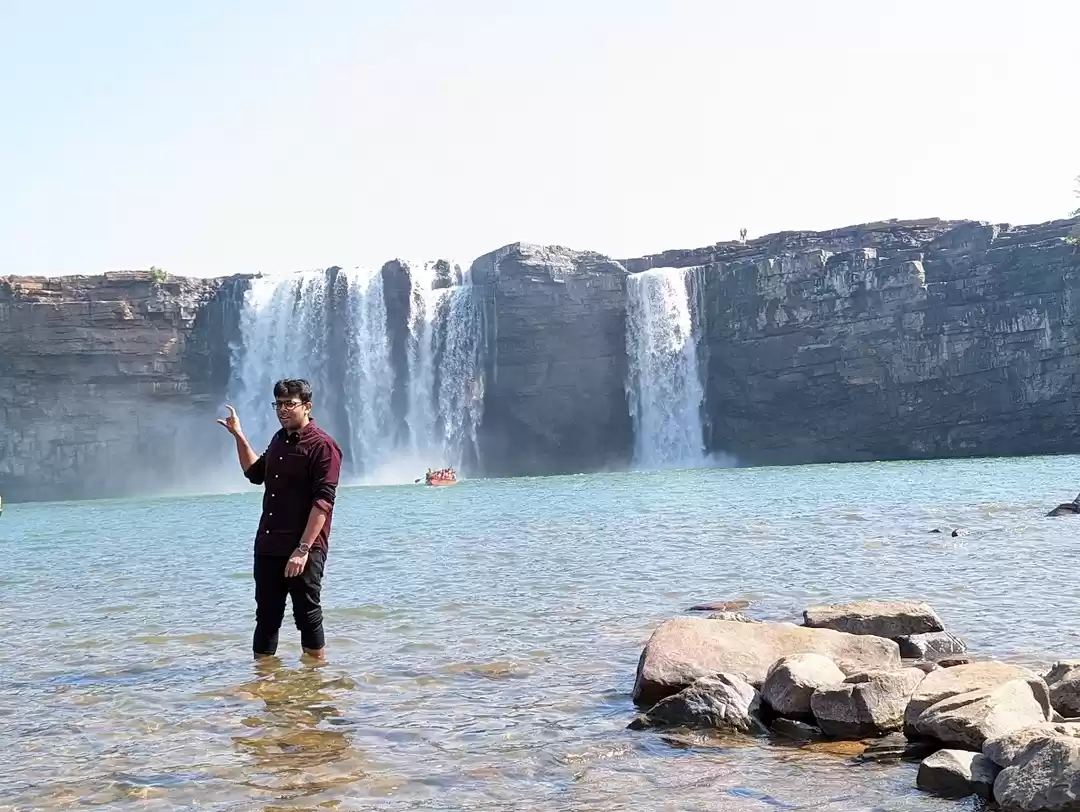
[{"left": 274, "top": 395, "right": 311, "bottom": 431}]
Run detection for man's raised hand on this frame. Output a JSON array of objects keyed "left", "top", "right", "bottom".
[{"left": 217, "top": 405, "right": 243, "bottom": 437}]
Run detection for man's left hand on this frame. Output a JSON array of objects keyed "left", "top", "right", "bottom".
[{"left": 285, "top": 549, "right": 309, "bottom": 578}]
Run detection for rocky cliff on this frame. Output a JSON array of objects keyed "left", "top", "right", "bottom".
[
  {"left": 4, "top": 216, "right": 1080, "bottom": 502},
  {"left": 0, "top": 272, "right": 244, "bottom": 502},
  {"left": 676, "top": 218, "right": 1080, "bottom": 465},
  {"left": 471, "top": 244, "right": 632, "bottom": 476}
]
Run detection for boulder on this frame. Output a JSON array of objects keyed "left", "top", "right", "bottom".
[
  {"left": 914, "top": 679, "right": 1052, "bottom": 751},
  {"left": 917, "top": 749, "right": 999, "bottom": 800},
  {"left": 993, "top": 736, "right": 1080, "bottom": 811},
  {"left": 632, "top": 618, "right": 901, "bottom": 706},
  {"left": 803, "top": 600, "right": 945, "bottom": 638},
  {"left": 905, "top": 661, "right": 1043, "bottom": 733},
  {"left": 985, "top": 723, "right": 1080, "bottom": 768},
  {"left": 897, "top": 632, "right": 968, "bottom": 661},
  {"left": 1046, "top": 662, "right": 1080, "bottom": 684},
  {"left": 762, "top": 654, "right": 846, "bottom": 719},
  {"left": 1045, "top": 662, "right": 1080, "bottom": 718},
  {"left": 1047, "top": 503, "right": 1080, "bottom": 517},
  {"left": 627, "top": 673, "right": 762, "bottom": 733},
  {"left": 811, "top": 667, "right": 926, "bottom": 739}
]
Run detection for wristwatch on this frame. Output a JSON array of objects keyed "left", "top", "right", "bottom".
[{"left": 297, "top": 542, "right": 311, "bottom": 554}]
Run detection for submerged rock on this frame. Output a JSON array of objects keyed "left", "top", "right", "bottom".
[
  {"left": 857, "top": 732, "right": 937, "bottom": 764},
  {"left": 897, "top": 632, "right": 968, "bottom": 661},
  {"left": 761, "top": 653, "right": 846, "bottom": 719},
  {"left": 905, "top": 661, "right": 1043, "bottom": 734},
  {"left": 628, "top": 673, "right": 762, "bottom": 733},
  {"left": 914, "top": 678, "right": 1052, "bottom": 751},
  {"left": 810, "top": 668, "right": 926, "bottom": 739},
  {"left": 1047, "top": 502, "right": 1080, "bottom": 517},
  {"left": 993, "top": 736, "right": 1080, "bottom": 811},
  {"left": 632, "top": 617, "right": 900, "bottom": 707},
  {"left": 689, "top": 600, "right": 751, "bottom": 612},
  {"left": 770, "top": 718, "right": 824, "bottom": 742},
  {"left": 803, "top": 600, "right": 945, "bottom": 638},
  {"left": 985, "top": 722, "right": 1080, "bottom": 769},
  {"left": 917, "top": 749, "right": 999, "bottom": 800},
  {"left": 801, "top": 739, "right": 868, "bottom": 757}
]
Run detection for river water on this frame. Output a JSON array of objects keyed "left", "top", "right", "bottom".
[{"left": 3, "top": 456, "right": 1079, "bottom": 811}]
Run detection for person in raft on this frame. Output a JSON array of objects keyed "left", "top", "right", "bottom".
[{"left": 217, "top": 379, "right": 343, "bottom": 661}]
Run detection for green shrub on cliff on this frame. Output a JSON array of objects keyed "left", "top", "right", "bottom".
[{"left": 148, "top": 266, "right": 167, "bottom": 283}]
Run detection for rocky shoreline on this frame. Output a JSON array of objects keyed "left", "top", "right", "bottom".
[{"left": 628, "top": 600, "right": 1080, "bottom": 810}]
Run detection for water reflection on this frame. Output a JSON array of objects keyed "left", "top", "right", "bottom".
[{"left": 231, "top": 658, "right": 369, "bottom": 796}]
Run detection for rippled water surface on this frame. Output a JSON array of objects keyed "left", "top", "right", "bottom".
[{"left": 4, "top": 457, "right": 1080, "bottom": 811}]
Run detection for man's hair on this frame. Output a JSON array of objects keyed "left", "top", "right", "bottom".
[{"left": 273, "top": 378, "right": 313, "bottom": 404}]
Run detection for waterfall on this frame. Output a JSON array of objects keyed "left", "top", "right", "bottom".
[
  {"left": 340, "top": 266, "right": 395, "bottom": 474},
  {"left": 230, "top": 270, "right": 338, "bottom": 450},
  {"left": 405, "top": 262, "right": 441, "bottom": 456},
  {"left": 402, "top": 261, "right": 485, "bottom": 469},
  {"left": 229, "top": 261, "right": 485, "bottom": 482},
  {"left": 625, "top": 267, "right": 707, "bottom": 469}
]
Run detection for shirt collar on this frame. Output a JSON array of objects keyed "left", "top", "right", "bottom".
[{"left": 281, "top": 419, "right": 316, "bottom": 443}]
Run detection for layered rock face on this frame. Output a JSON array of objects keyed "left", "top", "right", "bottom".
[
  {"left": 471, "top": 244, "right": 633, "bottom": 476},
  {"left": 636, "top": 217, "right": 1080, "bottom": 466},
  {"left": 0, "top": 272, "right": 244, "bottom": 502}
]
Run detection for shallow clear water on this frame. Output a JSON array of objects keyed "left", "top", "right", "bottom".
[{"left": 3, "top": 456, "right": 1080, "bottom": 811}]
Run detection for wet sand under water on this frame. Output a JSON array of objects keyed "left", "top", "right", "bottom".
[{"left": 3, "top": 456, "right": 1079, "bottom": 810}]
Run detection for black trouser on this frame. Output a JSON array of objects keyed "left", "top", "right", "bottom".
[{"left": 252, "top": 548, "right": 326, "bottom": 655}]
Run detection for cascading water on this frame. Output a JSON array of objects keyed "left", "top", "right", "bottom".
[
  {"left": 339, "top": 266, "right": 395, "bottom": 474},
  {"left": 625, "top": 267, "right": 707, "bottom": 469},
  {"left": 230, "top": 270, "right": 338, "bottom": 449},
  {"left": 402, "top": 261, "right": 485, "bottom": 469},
  {"left": 404, "top": 262, "right": 441, "bottom": 456},
  {"left": 229, "top": 260, "right": 485, "bottom": 482}
]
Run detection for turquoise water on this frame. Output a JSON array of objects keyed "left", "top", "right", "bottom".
[{"left": 3, "top": 456, "right": 1080, "bottom": 810}]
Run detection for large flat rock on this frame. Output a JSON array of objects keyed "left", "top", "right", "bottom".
[
  {"left": 905, "top": 661, "right": 1042, "bottom": 734},
  {"left": 914, "top": 679, "right": 1052, "bottom": 751},
  {"left": 803, "top": 600, "right": 944, "bottom": 638},
  {"left": 632, "top": 617, "right": 901, "bottom": 707}
]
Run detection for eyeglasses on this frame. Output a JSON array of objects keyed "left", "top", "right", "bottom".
[{"left": 272, "top": 400, "right": 306, "bottom": 412}]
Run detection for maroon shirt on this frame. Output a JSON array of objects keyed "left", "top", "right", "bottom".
[{"left": 244, "top": 420, "right": 343, "bottom": 556}]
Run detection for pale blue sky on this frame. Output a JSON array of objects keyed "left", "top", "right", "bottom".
[{"left": 1, "top": 1, "right": 1077, "bottom": 277}]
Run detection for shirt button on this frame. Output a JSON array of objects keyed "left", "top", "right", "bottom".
[
  {"left": 269, "top": 512, "right": 273, "bottom": 517},
  {"left": 275, "top": 475, "right": 279, "bottom": 479},
  {"left": 279, "top": 456, "right": 283, "bottom": 460},
  {"left": 265, "top": 530, "right": 270, "bottom": 534}
]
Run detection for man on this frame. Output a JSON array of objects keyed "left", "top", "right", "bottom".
[{"left": 217, "top": 379, "right": 343, "bottom": 661}]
